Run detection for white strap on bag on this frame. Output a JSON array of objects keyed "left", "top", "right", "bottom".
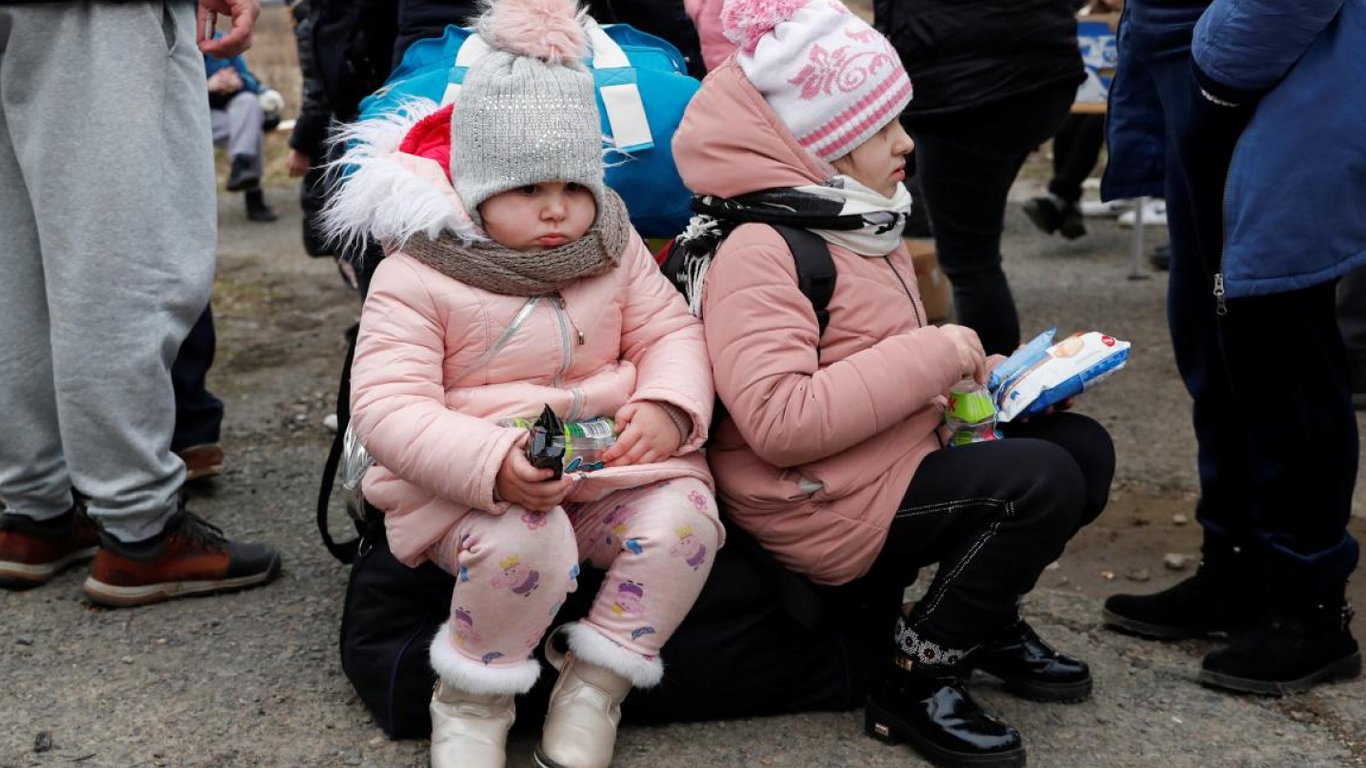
[{"left": 439, "top": 21, "right": 654, "bottom": 151}]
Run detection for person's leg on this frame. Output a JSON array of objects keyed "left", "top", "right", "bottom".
[
  {"left": 908, "top": 83, "right": 1077, "bottom": 354},
  {"left": 224, "top": 89, "right": 264, "bottom": 188},
  {"left": 999, "top": 411, "right": 1115, "bottom": 532},
  {"left": 171, "top": 305, "right": 225, "bottom": 452},
  {"left": 862, "top": 437, "right": 1091, "bottom": 767},
  {"left": 4, "top": 2, "right": 279, "bottom": 606},
  {"left": 1104, "top": 50, "right": 1265, "bottom": 639},
  {"left": 0, "top": 15, "right": 103, "bottom": 586},
  {"left": 170, "top": 304, "right": 226, "bottom": 481},
  {"left": 1338, "top": 265, "right": 1366, "bottom": 403},
  {"left": 1049, "top": 114, "right": 1106, "bottom": 206},
  {"left": 426, "top": 507, "right": 579, "bottom": 768},
  {"left": 0, "top": 1, "right": 213, "bottom": 540},
  {"left": 539, "top": 479, "right": 721, "bottom": 768}
]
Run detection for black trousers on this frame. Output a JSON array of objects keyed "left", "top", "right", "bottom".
[
  {"left": 905, "top": 83, "right": 1078, "bottom": 355},
  {"left": 844, "top": 413, "right": 1115, "bottom": 652},
  {"left": 171, "top": 304, "right": 224, "bottom": 452},
  {"left": 1047, "top": 113, "right": 1107, "bottom": 205}
]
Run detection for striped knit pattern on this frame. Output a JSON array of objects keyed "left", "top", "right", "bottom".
[{"left": 729, "top": 0, "right": 913, "bottom": 162}]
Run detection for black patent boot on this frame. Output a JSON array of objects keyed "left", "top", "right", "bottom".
[
  {"left": 866, "top": 622, "right": 1025, "bottom": 768},
  {"left": 1103, "top": 539, "right": 1261, "bottom": 639},
  {"left": 971, "top": 619, "right": 1092, "bottom": 703}
]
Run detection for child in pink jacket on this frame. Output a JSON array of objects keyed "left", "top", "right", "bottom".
[
  {"left": 325, "top": 2, "right": 721, "bottom": 767},
  {"left": 670, "top": 1, "right": 1115, "bottom": 767}
]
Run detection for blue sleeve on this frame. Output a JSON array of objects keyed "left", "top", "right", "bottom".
[
  {"left": 1193, "top": 0, "right": 1343, "bottom": 103},
  {"left": 232, "top": 57, "right": 263, "bottom": 94}
]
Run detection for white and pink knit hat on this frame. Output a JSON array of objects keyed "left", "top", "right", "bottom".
[{"left": 721, "top": 0, "right": 912, "bottom": 162}]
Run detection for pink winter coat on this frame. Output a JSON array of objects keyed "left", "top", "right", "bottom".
[
  {"left": 346, "top": 111, "right": 714, "bottom": 568},
  {"left": 672, "top": 60, "right": 964, "bottom": 586}
]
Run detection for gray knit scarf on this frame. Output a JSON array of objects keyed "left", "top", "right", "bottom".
[{"left": 404, "top": 190, "right": 630, "bottom": 296}]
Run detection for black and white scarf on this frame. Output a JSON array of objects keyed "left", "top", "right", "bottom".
[{"left": 670, "top": 176, "right": 912, "bottom": 315}]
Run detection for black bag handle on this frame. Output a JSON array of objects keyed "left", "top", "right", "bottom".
[{"left": 318, "top": 324, "right": 362, "bottom": 564}]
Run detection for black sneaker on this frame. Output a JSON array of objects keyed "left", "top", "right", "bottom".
[
  {"left": 1022, "top": 195, "right": 1063, "bottom": 235},
  {"left": 225, "top": 154, "right": 259, "bottom": 192},
  {"left": 1103, "top": 564, "right": 1261, "bottom": 639},
  {"left": 1200, "top": 603, "right": 1360, "bottom": 695}
]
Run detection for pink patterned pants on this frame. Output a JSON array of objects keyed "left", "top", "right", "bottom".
[{"left": 428, "top": 477, "right": 720, "bottom": 670}]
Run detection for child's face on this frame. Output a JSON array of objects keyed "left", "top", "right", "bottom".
[
  {"left": 831, "top": 120, "right": 915, "bottom": 198},
  {"left": 478, "top": 182, "right": 597, "bottom": 251}
]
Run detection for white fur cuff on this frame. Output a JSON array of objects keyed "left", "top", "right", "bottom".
[
  {"left": 430, "top": 622, "right": 542, "bottom": 695},
  {"left": 563, "top": 622, "right": 664, "bottom": 689}
]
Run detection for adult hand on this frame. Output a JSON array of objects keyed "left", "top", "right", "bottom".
[
  {"left": 199, "top": 0, "right": 260, "bottom": 58},
  {"left": 939, "top": 324, "right": 987, "bottom": 385},
  {"left": 494, "top": 437, "right": 573, "bottom": 512},
  {"left": 286, "top": 149, "right": 311, "bottom": 178},
  {"left": 602, "top": 402, "right": 681, "bottom": 467}
]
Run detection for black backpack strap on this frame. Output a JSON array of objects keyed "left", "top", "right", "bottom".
[
  {"left": 318, "top": 323, "right": 362, "bottom": 564},
  {"left": 769, "top": 225, "right": 836, "bottom": 338}
]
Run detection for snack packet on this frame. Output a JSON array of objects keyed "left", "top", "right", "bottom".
[{"left": 994, "top": 332, "right": 1130, "bottom": 422}]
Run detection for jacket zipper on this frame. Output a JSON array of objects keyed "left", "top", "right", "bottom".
[
  {"left": 449, "top": 297, "right": 541, "bottom": 385},
  {"left": 1214, "top": 172, "right": 1231, "bottom": 316},
  {"left": 549, "top": 294, "right": 578, "bottom": 387},
  {"left": 883, "top": 257, "right": 925, "bottom": 327}
]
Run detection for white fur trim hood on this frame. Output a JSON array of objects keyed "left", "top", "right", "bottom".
[
  {"left": 319, "top": 98, "right": 484, "bottom": 258},
  {"left": 429, "top": 622, "right": 542, "bottom": 695}
]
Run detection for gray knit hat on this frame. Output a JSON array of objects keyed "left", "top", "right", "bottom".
[{"left": 450, "top": 0, "right": 604, "bottom": 224}]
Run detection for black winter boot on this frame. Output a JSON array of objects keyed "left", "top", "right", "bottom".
[
  {"left": 1200, "top": 600, "right": 1360, "bottom": 696},
  {"left": 1103, "top": 542, "right": 1261, "bottom": 639},
  {"left": 971, "top": 619, "right": 1092, "bottom": 703},
  {"left": 245, "top": 189, "right": 277, "bottom": 223}
]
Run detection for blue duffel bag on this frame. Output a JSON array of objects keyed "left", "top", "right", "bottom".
[{"left": 358, "top": 20, "right": 700, "bottom": 238}]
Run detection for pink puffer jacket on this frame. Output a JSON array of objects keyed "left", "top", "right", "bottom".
[
  {"left": 342, "top": 106, "right": 714, "bottom": 568},
  {"left": 672, "top": 60, "right": 964, "bottom": 586}
]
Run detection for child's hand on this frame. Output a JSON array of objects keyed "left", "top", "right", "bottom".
[
  {"left": 602, "top": 402, "right": 682, "bottom": 467},
  {"left": 939, "top": 324, "right": 987, "bottom": 385},
  {"left": 495, "top": 438, "right": 572, "bottom": 511}
]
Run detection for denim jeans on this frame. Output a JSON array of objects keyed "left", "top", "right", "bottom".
[{"left": 171, "top": 305, "right": 224, "bottom": 452}]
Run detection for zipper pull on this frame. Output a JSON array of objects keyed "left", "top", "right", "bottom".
[
  {"left": 1213, "top": 273, "right": 1228, "bottom": 316},
  {"left": 577, "top": 331, "right": 585, "bottom": 345}
]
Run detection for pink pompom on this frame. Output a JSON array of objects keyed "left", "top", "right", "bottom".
[
  {"left": 477, "top": 0, "right": 588, "bottom": 64},
  {"left": 720, "top": 0, "right": 808, "bottom": 53}
]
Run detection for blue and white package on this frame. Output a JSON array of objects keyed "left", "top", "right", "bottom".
[
  {"left": 995, "top": 331, "right": 1131, "bottom": 422},
  {"left": 988, "top": 328, "right": 1056, "bottom": 393}
]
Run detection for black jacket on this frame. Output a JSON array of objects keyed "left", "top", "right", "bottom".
[{"left": 874, "top": 0, "right": 1084, "bottom": 118}]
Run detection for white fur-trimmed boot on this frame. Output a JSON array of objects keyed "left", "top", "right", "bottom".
[
  {"left": 429, "top": 621, "right": 542, "bottom": 768},
  {"left": 533, "top": 623, "right": 662, "bottom": 768}
]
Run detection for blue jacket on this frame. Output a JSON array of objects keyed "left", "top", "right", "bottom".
[{"left": 1105, "top": 0, "right": 1366, "bottom": 298}]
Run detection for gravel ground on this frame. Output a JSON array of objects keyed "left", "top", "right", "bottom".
[{"left": 3, "top": 181, "right": 1363, "bottom": 768}]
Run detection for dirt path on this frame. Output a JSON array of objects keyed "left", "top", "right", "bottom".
[{"left": 3, "top": 184, "right": 1363, "bottom": 768}]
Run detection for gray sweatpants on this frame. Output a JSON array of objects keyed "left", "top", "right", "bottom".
[
  {"left": 211, "top": 90, "right": 264, "bottom": 180},
  {"left": 0, "top": 1, "right": 216, "bottom": 541}
]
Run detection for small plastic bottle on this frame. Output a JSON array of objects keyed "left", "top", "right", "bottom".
[
  {"left": 945, "top": 379, "right": 1002, "bottom": 447},
  {"left": 501, "top": 415, "right": 618, "bottom": 473}
]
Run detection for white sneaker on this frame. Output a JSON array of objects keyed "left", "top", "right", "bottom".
[
  {"left": 1079, "top": 198, "right": 1133, "bottom": 218},
  {"left": 1118, "top": 199, "right": 1167, "bottom": 227}
]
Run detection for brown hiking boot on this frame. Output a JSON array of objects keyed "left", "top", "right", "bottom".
[
  {"left": 0, "top": 506, "right": 100, "bottom": 588},
  {"left": 176, "top": 443, "right": 225, "bottom": 481},
  {"left": 83, "top": 509, "right": 280, "bottom": 607}
]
